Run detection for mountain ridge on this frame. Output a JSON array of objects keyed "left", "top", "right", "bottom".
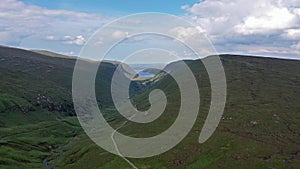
[{"left": 0, "top": 45, "right": 299, "bottom": 169}]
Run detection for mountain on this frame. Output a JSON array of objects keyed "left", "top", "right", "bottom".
[{"left": 0, "top": 46, "right": 299, "bottom": 169}]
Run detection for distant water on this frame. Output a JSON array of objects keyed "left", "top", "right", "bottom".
[
  {"left": 138, "top": 71, "right": 155, "bottom": 78},
  {"left": 130, "top": 63, "right": 164, "bottom": 78}
]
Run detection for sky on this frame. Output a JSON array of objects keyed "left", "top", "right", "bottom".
[{"left": 0, "top": 0, "right": 300, "bottom": 60}]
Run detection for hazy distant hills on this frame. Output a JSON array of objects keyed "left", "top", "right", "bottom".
[{"left": 0, "top": 45, "right": 299, "bottom": 169}]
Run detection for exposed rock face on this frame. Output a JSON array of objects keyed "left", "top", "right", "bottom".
[{"left": 34, "top": 94, "right": 75, "bottom": 116}]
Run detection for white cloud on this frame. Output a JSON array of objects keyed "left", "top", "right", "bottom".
[
  {"left": 293, "top": 8, "right": 300, "bottom": 16},
  {"left": 183, "top": 0, "right": 299, "bottom": 35},
  {"left": 62, "top": 51, "right": 76, "bottom": 55},
  {"left": 183, "top": 0, "right": 256, "bottom": 18},
  {"left": 63, "top": 36, "right": 73, "bottom": 41},
  {"left": 169, "top": 26, "right": 205, "bottom": 42},
  {"left": 229, "top": 45, "right": 300, "bottom": 59},
  {"left": 0, "top": 0, "right": 299, "bottom": 58},
  {"left": 281, "top": 0, "right": 300, "bottom": 7},
  {"left": 181, "top": 5, "right": 190, "bottom": 10},
  {"left": 182, "top": 0, "right": 300, "bottom": 58},
  {"left": 94, "top": 37, "right": 104, "bottom": 46},
  {"left": 292, "top": 42, "right": 300, "bottom": 50},
  {"left": 44, "top": 35, "right": 85, "bottom": 45},
  {"left": 0, "top": 31, "right": 20, "bottom": 44},
  {"left": 112, "top": 30, "right": 128, "bottom": 39},
  {"left": 234, "top": 6, "right": 297, "bottom": 35},
  {"left": 0, "top": 0, "right": 109, "bottom": 54},
  {"left": 282, "top": 29, "right": 300, "bottom": 39},
  {"left": 45, "top": 35, "right": 58, "bottom": 41},
  {"left": 64, "top": 35, "right": 85, "bottom": 45}
]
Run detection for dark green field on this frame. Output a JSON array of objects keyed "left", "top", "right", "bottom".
[{"left": 0, "top": 46, "right": 299, "bottom": 169}]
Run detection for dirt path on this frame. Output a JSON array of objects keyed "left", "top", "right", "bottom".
[{"left": 111, "top": 114, "right": 138, "bottom": 169}]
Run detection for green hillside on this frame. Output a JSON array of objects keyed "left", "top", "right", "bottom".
[{"left": 0, "top": 46, "right": 299, "bottom": 169}]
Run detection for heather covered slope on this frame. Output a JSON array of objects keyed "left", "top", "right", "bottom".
[{"left": 0, "top": 46, "right": 299, "bottom": 169}]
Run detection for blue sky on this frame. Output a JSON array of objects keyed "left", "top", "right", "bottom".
[
  {"left": 0, "top": 0, "right": 299, "bottom": 60},
  {"left": 21, "top": 0, "right": 200, "bottom": 15}
]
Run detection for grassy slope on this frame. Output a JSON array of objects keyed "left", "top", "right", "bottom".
[
  {"left": 119, "top": 56, "right": 300, "bottom": 169},
  {"left": 0, "top": 46, "right": 300, "bottom": 168},
  {"left": 0, "top": 46, "right": 124, "bottom": 168}
]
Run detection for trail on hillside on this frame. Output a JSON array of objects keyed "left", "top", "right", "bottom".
[{"left": 111, "top": 114, "right": 138, "bottom": 169}]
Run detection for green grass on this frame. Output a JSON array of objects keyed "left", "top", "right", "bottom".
[
  {"left": 0, "top": 116, "right": 82, "bottom": 169},
  {"left": 0, "top": 46, "right": 300, "bottom": 168}
]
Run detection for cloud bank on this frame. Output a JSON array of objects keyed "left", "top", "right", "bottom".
[
  {"left": 182, "top": 0, "right": 300, "bottom": 58},
  {"left": 0, "top": 0, "right": 109, "bottom": 54},
  {"left": 0, "top": 0, "right": 299, "bottom": 58}
]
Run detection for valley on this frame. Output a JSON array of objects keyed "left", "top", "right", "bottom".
[{"left": 0, "top": 46, "right": 300, "bottom": 169}]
